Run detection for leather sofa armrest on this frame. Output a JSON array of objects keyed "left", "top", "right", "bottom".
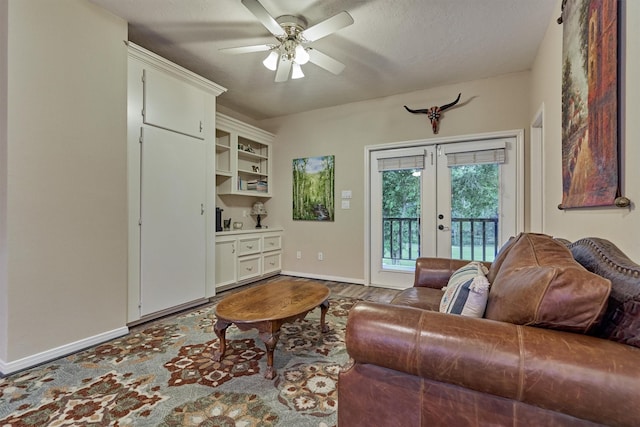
[
  {"left": 413, "top": 257, "right": 471, "bottom": 288},
  {"left": 345, "top": 301, "right": 640, "bottom": 426}
]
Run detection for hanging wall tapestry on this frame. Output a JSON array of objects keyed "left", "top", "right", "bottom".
[
  {"left": 293, "top": 155, "right": 335, "bottom": 221},
  {"left": 559, "top": 0, "right": 620, "bottom": 209}
]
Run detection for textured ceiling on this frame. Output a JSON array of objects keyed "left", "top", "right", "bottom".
[{"left": 90, "top": 0, "right": 557, "bottom": 120}]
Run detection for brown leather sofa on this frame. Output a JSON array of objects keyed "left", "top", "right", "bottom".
[{"left": 339, "top": 235, "right": 640, "bottom": 426}]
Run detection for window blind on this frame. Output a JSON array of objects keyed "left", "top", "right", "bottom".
[
  {"left": 377, "top": 154, "right": 425, "bottom": 171},
  {"left": 445, "top": 148, "right": 505, "bottom": 167}
]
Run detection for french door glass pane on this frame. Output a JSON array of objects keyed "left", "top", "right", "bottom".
[
  {"left": 449, "top": 163, "right": 499, "bottom": 262},
  {"left": 381, "top": 169, "right": 421, "bottom": 270}
]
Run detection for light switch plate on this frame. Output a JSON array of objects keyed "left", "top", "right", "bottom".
[{"left": 341, "top": 190, "right": 352, "bottom": 199}]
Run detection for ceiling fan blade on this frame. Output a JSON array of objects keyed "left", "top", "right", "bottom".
[
  {"left": 301, "top": 11, "right": 354, "bottom": 42},
  {"left": 308, "top": 48, "right": 346, "bottom": 75},
  {"left": 275, "top": 58, "right": 292, "bottom": 82},
  {"left": 241, "top": 0, "right": 287, "bottom": 37},
  {"left": 219, "top": 44, "right": 272, "bottom": 54}
]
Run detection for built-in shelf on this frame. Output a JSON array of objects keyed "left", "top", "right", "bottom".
[{"left": 215, "top": 113, "right": 274, "bottom": 198}]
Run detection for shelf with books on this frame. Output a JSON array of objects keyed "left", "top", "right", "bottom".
[{"left": 215, "top": 113, "right": 274, "bottom": 198}]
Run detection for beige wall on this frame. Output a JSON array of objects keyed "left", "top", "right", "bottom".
[
  {"left": 530, "top": 0, "right": 640, "bottom": 259},
  {"left": 1, "top": 0, "right": 128, "bottom": 366},
  {"left": 260, "top": 72, "right": 531, "bottom": 282},
  {"left": 0, "top": 0, "right": 8, "bottom": 362}
]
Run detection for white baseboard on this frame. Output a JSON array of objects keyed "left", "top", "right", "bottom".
[
  {"left": 0, "top": 326, "right": 129, "bottom": 376},
  {"left": 280, "top": 271, "right": 365, "bottom": 285}
]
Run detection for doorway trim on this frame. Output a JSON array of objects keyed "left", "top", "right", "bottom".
[
  {"left": 530, "top": 105, "right": 545, "bottom": 232},
  {"left": 363, "top": 129, "right": 525, "bottom": 287}
]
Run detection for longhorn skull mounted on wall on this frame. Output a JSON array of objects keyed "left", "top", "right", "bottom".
[{"left": 404, "top": 93, "right": 461, "bottom": 134}]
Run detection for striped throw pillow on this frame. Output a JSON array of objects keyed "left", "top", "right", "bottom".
[{"left": 440, "top": 261, "right": 490, "bottom": 317}]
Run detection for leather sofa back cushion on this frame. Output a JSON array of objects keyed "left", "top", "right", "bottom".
[
  {"left": 485, "top": 233, "right": 611, "bottom": 333},
  {"left": 486, "top": 235, "right": 517, "bottom": 284}
]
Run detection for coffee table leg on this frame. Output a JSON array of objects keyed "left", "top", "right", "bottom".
[
  {"left": 259, "top": 330, "right": 280, "bottom": 380},
  {"left": 320, "top": 299, "right": 330, "bottom": 333},
  {"left": 213, "top": 320, "right": 230, "bottom": 362}
]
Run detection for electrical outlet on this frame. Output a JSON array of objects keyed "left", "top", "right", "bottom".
[
  {"left": 296, "top": 251, "right": 302, "bottom": 259},
  {"left": 318, "top": 252, "right": 324, "bottom": 261}
]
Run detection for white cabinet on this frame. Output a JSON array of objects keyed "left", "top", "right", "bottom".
[
  {"left": 143, "top": 69, "right": 206, "bottom": 139},
  {"left": 215, "top": 237, "right": 237, "bottom": 287},
  {"left": 216, "top": 113, "right": 274, "bottom": 198},
  {"left": 215, "top": 229, "right": 283, "bottom": 290},
  {"left": 139, "top": 127, "right": 206, "bottom": 316},
  {"left": 127, "top": 42, "right": 226, "bottom": 323}
]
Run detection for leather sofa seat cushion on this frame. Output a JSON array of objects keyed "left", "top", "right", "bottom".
[
  {"left": 485, "top": 233, "right": 611, "bottom": 333},
  {"left": 391, "top": 287, "right": 443, "bottom": 311}
]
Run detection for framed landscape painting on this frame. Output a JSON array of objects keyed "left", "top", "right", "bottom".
[
  {"left": 292, "top": 155, "right": 335, "bottom": 221},
  {"left": 560, "top": 0, "right": 620, "bottom": 208}
]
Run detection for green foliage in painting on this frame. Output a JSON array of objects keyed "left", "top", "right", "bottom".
[{"left": 292, "top": 155, "right": 335, "bottom": 221}]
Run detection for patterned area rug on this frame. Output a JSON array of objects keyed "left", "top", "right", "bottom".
[{"left": 0, "top": 295, "right": 358, "bottom": 426}]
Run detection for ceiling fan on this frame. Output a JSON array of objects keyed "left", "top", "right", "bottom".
[{"left": 221, "top": 0, "right": 354, "bottom": 82}]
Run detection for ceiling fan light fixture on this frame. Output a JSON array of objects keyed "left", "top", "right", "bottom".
[
  {"left": 262, "top": 51, "right": 279, "bottom": 70},
  {"left": 224, "top": 0, "right": 354, "bottom": 82},
  {"left": 291, "top": 63, "right": 305, "bottom": 79},
  {"left": 294, "top": 44, "right": 310, "bottom": 65}
]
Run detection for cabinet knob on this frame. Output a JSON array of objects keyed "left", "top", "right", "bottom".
[
  {"left": 247, "top": 266, "right": 253, "bottom": 271},
  {"left": 247, "top": 244, "right": 253, "bottom": 249}
]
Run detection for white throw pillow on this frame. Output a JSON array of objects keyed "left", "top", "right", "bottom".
[{"left": 439, "top": 261, "right": 490, "bottom": 317}]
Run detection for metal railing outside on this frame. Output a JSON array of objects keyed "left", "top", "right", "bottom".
[
  {"left": 382, "top": 217, "right": 420, "bottom": 265},
  {"left": 451, "top": 217, "right": 498, "bottom": 261},
  {"left": 382, "top": 217, "right": 498, "bottom": 264}
]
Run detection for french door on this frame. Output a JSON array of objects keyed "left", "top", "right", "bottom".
[{"left": 368, "top": 134, "right": 521, "bottom": 289}]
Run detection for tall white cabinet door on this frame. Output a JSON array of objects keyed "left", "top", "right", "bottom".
[
  {"left": 143, "top": 69, "right": 206, "bottom": 139},
  {"left": 140, "top": 126, "right": 206, "bottom": 316}
]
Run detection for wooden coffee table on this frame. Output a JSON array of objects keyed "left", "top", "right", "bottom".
[{"left": 213, "top": 280, "right": 330, "bottom": 379}]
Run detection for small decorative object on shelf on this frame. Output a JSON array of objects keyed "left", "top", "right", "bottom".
[{"left": 251, "top": 201, "right": 267, "bottom": 228}]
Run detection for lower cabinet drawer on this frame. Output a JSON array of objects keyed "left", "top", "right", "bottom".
[
  {"left": 237, "top": 237, "right": 261, "bottom": 256},
  {"left": 263, "top": 235, "right": 282, "bottom": 251},
  {"left": 237, "top": 255, "right": 262, "bottom": 281},
  {"left": 263, "top": 251, "right": 281, "bottom": 274}
]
